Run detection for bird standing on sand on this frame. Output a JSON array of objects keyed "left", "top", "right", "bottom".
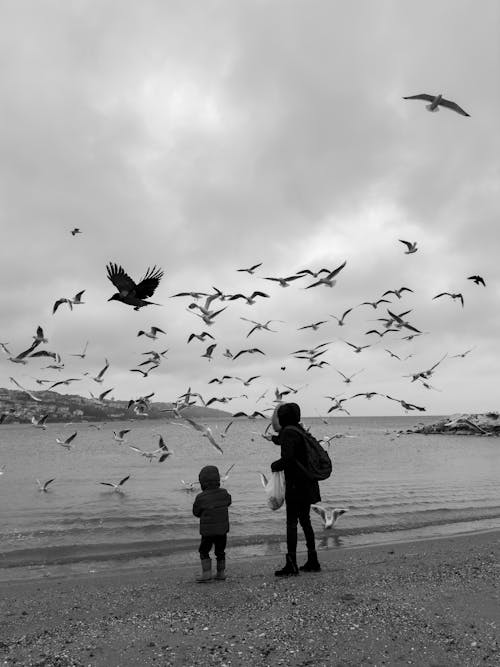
[
  {"left": 403, "top": 93, "right": 470, "bottom": 117},
  {"left": 106, "top": 263, "right": 164, "bottom": 310}
]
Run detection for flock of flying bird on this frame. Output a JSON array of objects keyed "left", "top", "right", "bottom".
[{"left": 0, "top": 91, "right": 486, "bottom": 528}]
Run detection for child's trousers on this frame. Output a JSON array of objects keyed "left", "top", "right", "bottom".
[{"left": 199, "top": 534, "right": 227, "bottom": 561}]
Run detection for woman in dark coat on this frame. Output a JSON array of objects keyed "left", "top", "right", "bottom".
[{"left": 270, "top": 402, "right": 321, "bottom": 576}]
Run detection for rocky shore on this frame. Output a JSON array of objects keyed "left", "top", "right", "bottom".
[
  {"left": 0, "top": 530, "right": 499, "bottom": 666},
  {"left": 404, "top": 412, "right": 500, "bottom": 436}
]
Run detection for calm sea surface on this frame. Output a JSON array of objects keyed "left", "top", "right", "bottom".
[{"left": 1, "top": 416, "right": 499, "bottom": 579}]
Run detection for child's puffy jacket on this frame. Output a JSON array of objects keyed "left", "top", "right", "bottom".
[{"left": 193, "top": 465, "right": 232, "bottom": 535}]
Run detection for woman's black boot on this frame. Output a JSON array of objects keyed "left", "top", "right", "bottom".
[
  {"left": 299, "top": 550, "right": 321, "bottom": 572},
  {"left": 274, "top": 553, "right": 299, "bottom": 577}
]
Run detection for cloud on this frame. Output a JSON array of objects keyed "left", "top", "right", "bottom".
[{"left": 0, "top": 1, "right": 499, "bottom": 416}]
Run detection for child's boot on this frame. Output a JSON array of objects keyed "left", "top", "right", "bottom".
[
  {"left": 196, "top": 557, "right": 212, "bottom": 583},
  {"left": 215, "top": 558, "right": 226, "bottom": 581}
]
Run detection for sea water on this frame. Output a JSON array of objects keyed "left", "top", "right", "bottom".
[{"left": 1, "top": 416, "right": 499, "bottom": 579}]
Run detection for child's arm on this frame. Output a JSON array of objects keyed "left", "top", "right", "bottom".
[{"left": 192, "top": 494, "right": 203, "bottom": 517}]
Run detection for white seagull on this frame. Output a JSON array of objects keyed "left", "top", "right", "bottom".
[
  {"left": 399, "top": 240, "right": 418, "bottom": 254},
  {"left": 184, "top": 417, "right": 223, "bottom": 454},
  {"left": 113, "top": 429, "right": 130, "bottom": 443},
  {"left": 137, "top": 326, "right": 166, "bottom": 340},
  {"left": 311, "top": 505, "right": 349, "bottom": 529},
  {"left": 56, "top": 432, "right": 78, "bottom": 449},
  {"left": 37, "top": 478, "right": 55, "bottom": 492},
  {"left": 92, "top": 359, "right": 109, "bottom": 383},
  {"left": 99, "top": 475, "right": 130, "bottom": 493},
  {"left": 31, "top": 414, "right": 49, "bottom": 429}
]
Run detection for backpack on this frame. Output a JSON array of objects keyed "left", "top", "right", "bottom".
[{"left": 286, "top": 425, "right": 333, "bottom": 481}]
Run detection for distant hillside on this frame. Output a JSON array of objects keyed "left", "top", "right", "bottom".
[{"left": 0, "top": 388, "right": 231, "bottom": 424}]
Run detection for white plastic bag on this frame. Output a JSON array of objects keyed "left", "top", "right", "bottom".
[{"left": 260, "top": 471, "right": 286, "bottom": 511}]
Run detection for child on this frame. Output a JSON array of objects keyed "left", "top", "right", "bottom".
[{"left": 192, "top": 465, "right": 232, "bottom": 582}]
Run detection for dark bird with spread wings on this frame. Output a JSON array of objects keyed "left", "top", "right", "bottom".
[{"left": 106, "top": 263, "right": 164, "bottom": 310}]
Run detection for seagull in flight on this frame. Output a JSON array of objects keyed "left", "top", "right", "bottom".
[
  {"left": 237, "top": 262, "right": 262, "bottom": 274},
  {"left": 31, "top": 414, "right": 49, "bottom": 429},
  {"left": 232, "top": 348, "right": 265, "bottom": 361},
  {"left": 382, "top": 287, "right": 413, "bottom": 299},
  {"left": 467, "top": 275, "right": 486, "bottom": 286},
  {"left": 240, "top": 318, "right": 281, "bottom": 337},
  {"left": 263, "top": 274, "right": 302, "bottom": 288},
  {"left": 228, "top": 291, "right": 270, "bottom": 305},
  {"left": 335, "top": 369, "right": 364, "bottom": 384},
  {"left": 234, "top": 375, "right": 261, "bottom": 387},
  {"left": 113, "top": 429, "right": 130, "bottom": 443},
  {"left": 9, "top": 377, "right": 42, "bottom": 402},
  {"left": 387, "top": 309, "right": 421, "bottom": 333},
  {"left": 201, "top": 343, "right": 217, "bottom": 361},
  {"left": 221, "top": 463, "right": 235, "bottom": 481},
  {"left": 399, "top": 240, "right": 418, "bottom": 254},
  {"left": 298, "top": 321, "right": 328, "bottom": 331},
  {"left": 70, "top": 228, "right": 82, "bottom": 236},
  {"left": 129, "top": 435, "right": 172, "bottom": 462},
  {"left": 52, "top": 290, "right": 85, "bottom": 314},
  {"left": 184, "top": 417, "right": 223, "bottom": 454},
  {"left": 187, "top": 331, "right": 214, "bottom": 343},
  {"left": 90, "top": 388, "right": 114, "bottom": 402},
  {"left": 330, "top": 308, "right": 353, "bottom": 326},
  {"left": 99, "top": 475, "right": 130, "bottom": 493},
  {"left": 106, "top": 263, "right": 164, "bottom": 310},
  {"left": 92, "top": 359, "right": 109, "bottom": 383},
  {"left": 343, "top": 340, "right": 371, "bottom": 354},
  {"left": 50, "top": 378, "right": 81, "bottom": 389},
  {"left": 218, "top": 421, "right": 234, "bottom": 439},
  {"left": 305, "top": 260, "right": 347, "bottom": 288},
  {"left": 187, "top": 306, "right": 227, "bottom": 326},
  {"left": 1, "top": 340, "right": 41, "bottom": 365},
  {"left": 360, "top": 299, "right": 391, "bottom": 310},
  {"left": 33, "top": 326, "right": 48, "bottom": 344},
  {"left": 137, "top": 327, "right": 166, "bottom": 340},
  {"left": 70, "top": 341, "right": 89, "bottom": 358},
  {"left": 403, "top": 93, "right": 470, "bottom": 117},
  {"left": 232, "top": 411, "right": 266, "bottom": 419},
  {"left": 56, "top": 432, "right": 78, "bottom": 449},
  {"left": 385, "top": 395, "right": 426, "bottom": 412},
  {"left": 433, "top": 292, "right": 464, "bottom": 307},
  {"left": 311, "top": 505, "right": 348, "bottom": 529},
  {"left": 37, "top": 478, "right": 55, "bottom": 492},
  {"left": 451, "top": 347, "right": 475, "bottom": 359}
]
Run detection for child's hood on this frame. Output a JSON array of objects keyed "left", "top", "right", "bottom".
[{"left": 198, "top": 465, "right": 220, "bottom": 490}]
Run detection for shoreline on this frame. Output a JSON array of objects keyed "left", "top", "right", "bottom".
[
  {"left": 1, "top": 530, "right": 499, "bottom": 666},
  {"left": 2, "top": 515, "right": 500, "bottom": 579}
]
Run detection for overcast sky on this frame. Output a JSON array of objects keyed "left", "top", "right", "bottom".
[{"left": 1, "top": 0, "right": 499, "bottom": 417}]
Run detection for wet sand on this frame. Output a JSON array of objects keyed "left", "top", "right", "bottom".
[{"left": 0, "top": 530, "right": 499, "bottom": 666}]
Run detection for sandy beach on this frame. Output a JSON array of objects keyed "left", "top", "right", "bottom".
[{"left": 0, "top": 530, "right": 499, "bottom": 666}]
